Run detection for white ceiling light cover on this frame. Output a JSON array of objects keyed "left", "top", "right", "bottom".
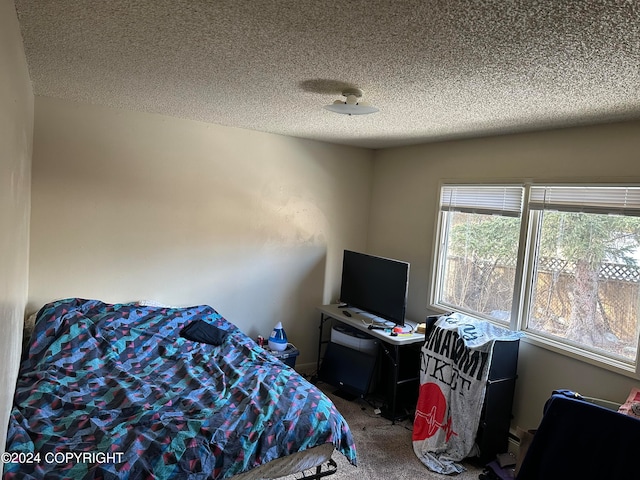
[{"left": 325, "top": 88, "right": 378, "bottom": 115}]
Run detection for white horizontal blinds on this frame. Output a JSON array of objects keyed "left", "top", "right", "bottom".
[
  {"left": 440, "top": 185, "right": 523, "bottom": 217},
  {"left": 529, "top": 186, "right": 640, "bottom": 216}
]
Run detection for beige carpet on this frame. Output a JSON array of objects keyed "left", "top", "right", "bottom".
[{"left": 284, "top": 384, "right": 484, "bottom": 480}]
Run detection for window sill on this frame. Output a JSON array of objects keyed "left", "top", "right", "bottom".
[{"left": 520, "top": 330, "right": 639, "bottom": 379}]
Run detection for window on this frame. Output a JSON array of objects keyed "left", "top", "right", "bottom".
[
  {"left": 432, "top": 184, "right": 640, "bottom": 372},
  {"left": 434, "top": 185, "right": 523, "bottom": 322}
]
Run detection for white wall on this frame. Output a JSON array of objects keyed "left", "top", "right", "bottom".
[
  {"left": 28, "top": 97, "right": 373, "bottom": 367},
  {"left": 0, "top": 0, "right": 33, "bottom": 456},
  {"left": 370, "top": 121, "right": 640, "bottom": 430}
]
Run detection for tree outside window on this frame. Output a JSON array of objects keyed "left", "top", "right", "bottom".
[{"left": 529, "top": 211, "right": 640, "bottom": 361}]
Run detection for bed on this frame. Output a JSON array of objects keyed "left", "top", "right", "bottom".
[{"left": 4, "top": 298, "right": 357, "bottom": 479}]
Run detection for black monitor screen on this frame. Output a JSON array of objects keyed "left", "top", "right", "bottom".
[{"left": 339, "top": 250, "right": 409, "bottom": 325}]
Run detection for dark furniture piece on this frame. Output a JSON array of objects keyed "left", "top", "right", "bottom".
[
  {"left": 318, "top": 340, "right": 378, "bottom": 400},
  {"left": 475, "top": 339, "right": 520, "bottom": 464},
  {"left": 517, "top": 390, "right": 640, "bottom": 480}
]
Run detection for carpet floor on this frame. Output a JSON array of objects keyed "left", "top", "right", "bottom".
[{"left": 283, "top": 383, "right": 485, "bottom": 480}]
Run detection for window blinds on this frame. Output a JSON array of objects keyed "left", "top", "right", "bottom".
[
  {"left": 529, "top": 186, "right": 640, "bottom": 216},
  {"left": 440, "top": 185, "right": 523, "bottom": 217}
]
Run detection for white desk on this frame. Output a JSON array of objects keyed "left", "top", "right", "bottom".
[
  {"left": 315, "top": 304, "right": 425, "bottom": 421},
  {"left": 316, "top": 304, "right": 425, "bottom": 346}
]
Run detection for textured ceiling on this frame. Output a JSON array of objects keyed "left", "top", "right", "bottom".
[{"left": 13, "top": 0, "right": 640, "bottom": 149}]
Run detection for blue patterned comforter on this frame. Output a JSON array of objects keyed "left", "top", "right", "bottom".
[{"left": 4, "top": 298, "right": 356, "bottom": 479}]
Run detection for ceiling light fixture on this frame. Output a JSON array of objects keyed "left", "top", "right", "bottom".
[{"left": 324, "top": 88, "right": 378, "bottom": 115}]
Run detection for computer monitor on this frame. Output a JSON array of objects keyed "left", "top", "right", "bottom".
[{"left": 339, "top": 250, "right": 410, "bottom": 326}]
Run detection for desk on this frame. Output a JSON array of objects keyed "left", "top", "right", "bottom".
[{"left": 316, "top": 304, "right": 425, "bottom": 421}]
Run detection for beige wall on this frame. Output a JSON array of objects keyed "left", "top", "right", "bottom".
[
  {"left": 370, "top": 121, "right": 640, "bottom": 430},
  {"left": 0, "top": 0, "right": 33, "bottom": 455},
  {"left": 28, "top": 97, "right": 373, "bottom": 367}
]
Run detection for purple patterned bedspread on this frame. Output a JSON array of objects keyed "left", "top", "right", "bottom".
[{"left": 4, "top": 298, "right": 356, "bottom": 479}]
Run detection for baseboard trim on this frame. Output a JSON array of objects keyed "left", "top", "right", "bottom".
[
  {"left": 295, "top": 361, "right": 317, "bottom": 376},
  {"left": 507, "top": 434, "right": 519, "bottom": 454}
]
